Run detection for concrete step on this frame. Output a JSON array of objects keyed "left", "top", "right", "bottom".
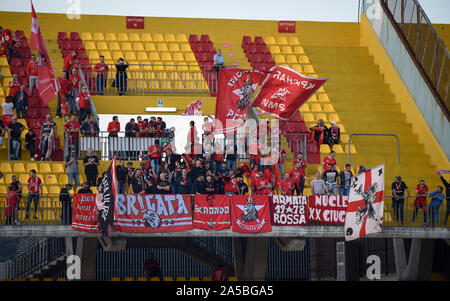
[
  {"left": 332, "top": 102, "right": 402, "bottom": 113},
  {"left": 318, "top": 72, "right": 384, "bottom": 83},
  {"left": 304, "top": 46, "right": 370, "bottom": 57},
  {"left": 337, "top": 112, "right": 407, "bottom": 123},
  {"left": 308, "top": 54, "right": 375, "bottom": 66},
  {"left": 326, "top": 91, "right": 395, "bottom": 102},
  {"left": 323, "top": 82, "right": 390, "bottom": 93},
  {"left": 315, "top": 64, "right": 379, "bottom": 74}
]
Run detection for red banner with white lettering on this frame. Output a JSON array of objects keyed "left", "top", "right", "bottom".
[
  {"left": 215, "top": 69, "right": 266, "bottom": 133},
  {"left": 193, "top": 195, "right": 231, "bottom": 230},
  {"left": 271, "top": 195, "right": 308, "bottom": 226},
  {"left": 113, "top": 194, "right": 193, "bottom": 233},
  {"left": 308, "top": 195, "right": 348, "bottom": 225},
  {"left": 251, "top": 66, "right": 328, "bottom": 120},
  {"left": 72, "top": 194, "right": 101, "bottom": 233},
  {"left": 345, "top": 164, "right": 384, "bottom": 241},
  {"left": 30, "top": 1, "right": 58, "bottom": 105},
  {"left": 126, "top": 16, "right": 144, "bottom": 29},
  {"left": 278, "top": 21, "right": 296, "bottom": 33},
  {"left": 231, "top": 195, "right": 272, "bottom": 233}
]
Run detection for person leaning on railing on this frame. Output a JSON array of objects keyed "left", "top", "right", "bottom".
[
  {"left": 428, "top": 186, "right": 444, "bottom": 227},
  {"left": 59, "top": 184, "right": 72, "bottom": 225},
  {"left": 80, "top": 115, "right": 99, "bottom": 137},
  {"left": 113, "top": 57, "right": 129, "bottom": 96},
  {"left": 391, "top": 176, "right": 410, "bottom": 226},
  {"left": 437, "top": 171, "right": 450, "bottom": 225},
  {"left": 93, "top": 55, "right": 109, "bottom": 96}
]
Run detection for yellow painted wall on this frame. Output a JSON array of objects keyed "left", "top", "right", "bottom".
[
  {"left": 434, "top": 24, "right": 450, "bottom": 50},
  {"left": 360, "top": 13, "right": 449, "bottom": 170}
]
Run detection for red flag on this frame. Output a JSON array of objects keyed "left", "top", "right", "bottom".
[
  {"left": 214, "top": 69, "right": 266, "bottom": 134},
  {"left": 29, "top": 1, "right": 57, "bottom": 105},
  {"left": 183, "top": 99, "right": 204, "bottom": 116},
  {"left": 251, "top": 66, "right": 328, "bottom": 120},
  {"left": 193, "top": 195, "right": 231, "bottom": 230},
  {"left": 231, "top": 195, "right": 272, "bottom": 233}
]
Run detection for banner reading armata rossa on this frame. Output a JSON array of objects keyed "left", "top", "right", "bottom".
[
  {"left": 271, "top": 195, "right": 308, "bottom": 226},
  {"left": 113, "top": 194, "right": 193, "bottom": 233}
]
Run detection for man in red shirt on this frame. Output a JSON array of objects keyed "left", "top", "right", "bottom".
[
  {"left": 65, "top": 115, "right": 80, "bottom": 154},
  {"left": 26, "top": 54, "right": 38, "bottom": 95},
  {"left": 147, "top": 139, "right": 163, "bottom": 173},
  {"left": 8, "top": 73, "right": 20, "bottom": 97},
  {"left": 280, "top": 173, "right": 294, "bottom": 196},
  {"left": 212, "top": 264, "right": 226, "bottom": 281},
  {"left": 107, "top": 116, "right": 120, "bottom": 137},
  {"left": 289, "top": 162, "right": 304, "bottom": 195},
  {"left": 57, "top": 70, "right": 73, "bottom": 117},
  {"left": 5, "top": 185, "right": 19, "bottom": 225},
  {"left": 26, "top": 169, "right": 42, "bottom": 220},
  {"left": 69, "top": 67, "right": 82, "bottom": 94},
  {"left": 63, "top": 51, "right": 78, "bottom": 78},
  {"left": 93, "top": 55, "right": 109, "bottom": 95},
  {"left": 412, "top": 180, "right": 428, "bottom": 224},
  {"left": 322, "top": 151, "right": 336, "bottom": 172},
  {"left": 0, "top": 26, "right": 20, "bottom": 65},
  {"left": 76, "top": 85, "right": 91, "bottom": 124},
  {"left": 256, "top": 171, "right": 270, "bottom": 195}
]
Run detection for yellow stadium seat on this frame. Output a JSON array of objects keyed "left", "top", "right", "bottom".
[
  {"left": 105, "top": 33, "right": 117, "bottom": 41},
  {"left": 346, "top": 144, "right": 357, "bottom": 154},
  {"left": 184, "top": 53, "right": 196, "bottom": 62},
  {"left": 129, "top": 33, "right": 141, "bottom": 42},
  {"left": 141, "top": 33, "right": 152, "bottom": 42},
  {"left": 320, "top": 144, "right": 331, "bottom": 154},
  {"left": 316, "top": 113, "right": 328, "bottom": 122},
  {"left": 144, "top": 43, "right": 156, "bottom": 52},
  {"left": 303, "top": 64, "right": 315, "bottom": 74},
  {"left": 161, "top": 52, "right": 173, "bottom": 62},
  {"left": 0, "top": 186, "right": 7, "bottom": 194},
  {"left": 265, "top": 36, "right": 276, "bottom": 45},
  {"left": 275, "top": 55, "right": 286, "bottom": 63},
  {"left": 318, "top": 94, "right": 330, "bottom": 102},
  {"left": 277, "top": 37, "right": 288, "bottom": 45},
  {"left": 180, "top": 43, "right": 191, "bottom": 52},
  {"left": 133, "top": 42, "right": 145, "bottom": 51},
  {"left": 311, "top": 103, "right": 323, "bottom": 112},
  {"left": 176, "top": 34, "right": 188, "bottom": 43},
  {"left": 341, "top": 134, "right": 349, "bottom": 144},
  {"left": 49, "top": 186, "right": 60, "bottom": 195},
  {"left": 117, "top": 33, "right": 129, "bottom": 42},
  {"left": 51, "top": 163, "right": 65, "bottom": 174},
  {"left": 172, "top": 52, "right": 185, "bottom": 62},
  {"left": 228, "top": 276, "right": 238, "bottom": 281},
  {"left": 93, "top": 32, "right": 105, "bottom": 41},
  {"left": 81, "top": 32, "right": 93, "bottom": 41},
  {"left": 0, "top": 162, "right": 12, "bottom": 173},
  {"left": 112, "top": 51, "right": 124, "bottom": 61},
  {"left": 88, "top": 51, "right": 100, "bottom": 61},
  {"left": 339, "top": 124, "right": 347, "bottom": 133},
  {"left": 163, "top": 277, "right": 173, "bottom": 281},
  {"left": 84, "top": 41, "right": 96, "bottom": 50},
  {"left": 19, "top": 174, "right": 29, "bottom": 184},
  {"left": 59, "top": 174, "right": 68, "bottom": 185},
  {"left": 96, "top": 41, "right": 108, "bottom": 51},
  {"left": 149, "top": 52, "right": 161, "bottom": 61},
  {"left": 289, "top": 37, "right": 300, "bottom": 45},
  {"left": 153, "top": 33, "right": 164, "bottom": 42},
  {"left": 294, "top": 46, "right": 305, "bottom": 54},
  {"left": 299, "top": 55, "right": 310, "bottom": 64},
  {"left": 136, "top": 52, "right": 149, "bottom": 61},
  {"left": 121, "top": 42, "right": 133, "bottom": 51},
  {"left": 157, "top": 43, "right": 168, "bottom": 52},
  {"left": 270, "top": 45, "right": 281, "bottom": 54},
  {"left": 291, "top": 64, "right": 303, "bottom": 73},
  {"left": 110, "top": 277, "right": 121, "bottom": 281},
  {"left": 324, "top": 104, "right": 336, "bottom": 113},
  {"left": 109, "top": 42, "right": 121, "bottom": 51},
  {"left": 169, "top": 43, "right": 181, "bottom": 52},
  {"left": 12, "top": 162, "right": 25, "bottom": 173},
  {"left": 286, "top": 55, "right": 298, "bottom": 64},
  {"left": 202, "top": 276, "right": 212, "bottom": 281},
  {"left": 165, "top": 33, "right": 176, "bottom": 42},
  {"left": 189, "top": 276, "right": 200, "bottom": 281},
  {"left": 176, "top": 277, "right": 187, "bottom": 281},
  {"left": 302, "top": 113, "right": 315, "bottom": 123},
  {"left": 137, "top": 277, "right": 147, "bottom": 281},
  {"left": 123, "top": 277, "right": 134, "bottom": 281},
  {"left": 150, "top": 277, "right": 161, "bottom": 281},
  {"left": 281, "top": 46, "right": 293, "bottom": 54},
  {"left": 125, "top": 51, "right": 137, "bottom": 61},
  {"left": 26, "top": 163, "right": 39, "bottom": 173},
  {"left": 40, "top": 163, "right": 52, "bottom": 174},
  {"left": 333, "top": 144, "right": 345, "bottom": 154},
  {"left": 328, "top": 113, "right": 341, "bottom": 123}
]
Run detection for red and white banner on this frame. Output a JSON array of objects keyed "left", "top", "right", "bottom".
[
  {"left": 113, "top": 194, "right": 193, "bottom": 233},
  {"left": 72, "top": 194, "right": 101, "bottom": 233},
  {"left": 345, "top": 164, "right": 385, "bottom": 241},
  {"left": 278, "top": 21, "right": 296, "bottom": 33},
  {"left": 231, "top": 195, "right": 272, "bottom": 233},
  {"left": 183, "top": 99, "right": 204, "bottom": 116},
  {"left": 193, "top": 195, "right": 231, "bottom": 230},
  {"left": 30, "top": 1, "right": 58, "bottom": 105},
  {"left": 308, "top": 195, "right": 348, "bottom": 225},
  {"left": 271, "top": 195, "right": 308, "bottom": 226},
  {"left": 215, "top": 69, "right": 266, "bottom": 133},
  {"left": 126, "top": 16, "right": 145, "bottom": 29},
  {"left": 251, "top": 66, "right": 327, "bottom": 120}
]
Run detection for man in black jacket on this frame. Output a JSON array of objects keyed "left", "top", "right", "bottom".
[
  {"left": 60, "top": 184, "right": 72, "bottom": 225},
  {"left": 78, "top": 182, "right": 93, "bottom": 194},
  {"left": 13, "top": 84, "right": 28, "bottom": 119},
  {"left": 437, "top": 171, "right": 450, "bottom": 225},
  {"left": 116, "top": 160, "right": 127, "bottom": 194}
]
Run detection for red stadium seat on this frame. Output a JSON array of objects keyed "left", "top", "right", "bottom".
[
  {"left": 15, "top": 30, "right": 25, "bottom": 39},
  {"left": 253, "top": 54, "right": 263, "bottom": 63},
  {"left": 11, "top": 58, "right": 23, "bottom": 67},
  {"left": 27, "top": 108, "right": 40, "bottom": 118},
  {"left": 189, "top": 34, "right": 199, "bottom": 43},
  {"left": 242, "top": 43, "right": 249, "bottom": 53},
  {"left": 242, "top": 36, "right": 252, "bottom": 45},
  {"left": 263, "top": 54, "right": 274, "bottom": 63},
  {"left": 71, "top": 40, "right": 84, "bottom": 50},
  {"left": 204, "top": 43, "right": 216, "bottom": 53},
  {"left": 247, "top": 44, "right": 257, "bottom": 54},
  {"left": 191, "top": 43, "right": 203, "bottom": 53},
  {"left": 59, "top": 40, "right": 72, "bottom": 50},
  {"left": 254, "top": 36, "right": 265, "bottom": 45},
  {"left": 256, "top": 44, "right": 269, "bottom": 54},
  {"left": 58, "top": 32, "right": 69, "bottom": 42},
  {"left": 17, "top": 48, "right": 31, "bottom": 58},
  {"left": 61, "top": 49, "right": 73, "bottom": 58},
  {"left": 70, "top": 32, "right": 81, "bottom": 41},
  {"left": 200, "top": 35, "right": 211, "bottom": 43}
]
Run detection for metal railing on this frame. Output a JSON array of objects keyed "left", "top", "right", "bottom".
[
  {"left": 348, "top": 133, "right": 400, "bottom": 165},
  {"left": 361, "top": 0, "right": 450, "bottom": 119},
  {"left": 0, "top": 193, "right": 447, "bottom": 229},
  {"left": 79, "top": 63, "right": 229, "bottom": 96},
  {"left": 5, "top": 237, "right": 66, "bottom": 280}
]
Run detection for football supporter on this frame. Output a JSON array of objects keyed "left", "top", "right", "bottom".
[
  {"left": 412, "top": 180, "right": 428, "bottom": 225},
  {"left": 65, "top": 148, "right": 80, "bottom": 191},
  {"left": 212, "top": 264, "right": 226, "bottom": 281},
  {"left": 224, "top": 170, "right": 238, "bottom": 195},
  {"left": 26, "top": 169, "right": 43, "bottom": 220},
  {"left": 24, "top": 129, "right": 38, "bottom": 161},
  {"left": 391, "top": 176, "right": 410, "bottom": 225},
  {"left": 143, "top": 253, "right": 161, "bottom": 280},
  {"left": 130, "top": 169, "right": 145, "bottom": 194},
  {"left": 57, "top": 70, "right": 73, "bottom": 117},
  {"left": 280, "top": 173, "right": 294, "bottom": 196},
  {"left": 6, "top": 116, "right": 25, "bottom": 160},
  {"left": 437, "top": 171, "right": 450, "bottom": 225},
  {"left": 322, "top": 150, "right": 336, "bottom": 172},
  {"left": 63, "top": 51, "right": 78, "bottom": 77},
  {"left": 8, "top": 73, "right": 20, "bottom": 97},
  {"left": 339, "top": 164, "right": 353, "bottom": 196},
  {"left": 81, "top": 115, "right": 99, "bottom": 137},
  {"left": 311, "top": 171, "right": 327, "bottom": 195},
  {"left": 83, "top": 148, "right": 99, "bottom": 187},
  {"left": 107, "top": 115, "right": 120, "bottom": 137},
  {"left": 237, "top": 177, "right": 249, "bottom": 195},
  {"left": 94, "top": 55, "right": 109, "bottom": 95},
  {"left": 289, "top": 162, "right": 305, "bottom": 196},
  {"left": 26, "top": 54, "right": 38, "bottom": 95},
  {"left": 39, "top": 114, "right": 57, "bottom": 161},
  {"left": 77, "top": 182, "right": 93, "bottom": 194},
  {"left": 205, "top": 175, "right": 216, "bottom": 194},
  {"left": 2, "top": 96, "right": 15, "bottom": 127},
  {"left": 213, "top": 49, "right": 225, "bottom": 78},
  {"left": 323, "top": 164, "right": 339, "bottom": 196},
  {"left": 59, "top": 184, "right": 73, "bottom": 225},
  {"left": 428, "top": 186, "right": 445, "bottom": 227},
  {"left": 65, "top": 115, "right": 81, "bottom": 154},
  {"left": 116, "top": 160, "right": 127, "bottom": 194},
  {"left": 175, "top": 169, "right": 191, "bottom": 194},
  {"left": 5, "top": 185, "right": 19, "bottom": 225},
  {"left": 310, "top": 119, "right": 328, "bottom": 151},
  {"left": 0, "top": 26, "right": 20, "bottom": 64},
  {"left": 156, "top": 172, "right": 171, "bottom": 194},
  {"left": 13, "top": 84, "right": 28, "bottom": 119},
  {"left": 256, "top": 171, "right": 270, "bottom": 195},
  {"left": 328, "top": 120, "right": 341, "bottom": 151},
  {"left": 147, "top": 139, "right": 163, "bottom": 173},
  {"left": 76, "top": 85, "right": 91, "bottom": 124}
]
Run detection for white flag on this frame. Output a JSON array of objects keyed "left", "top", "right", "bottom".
[{"left": 345, "top": 163, "right": 385, "bottom": 241}]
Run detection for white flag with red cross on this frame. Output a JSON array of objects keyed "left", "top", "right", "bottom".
[{"left": 345, "top": 163, "right": 385, "bottom": 241}]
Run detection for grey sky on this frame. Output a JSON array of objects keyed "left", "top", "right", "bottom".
[{"left": 0, "top": 0, "right": 448, "bottom": 23}]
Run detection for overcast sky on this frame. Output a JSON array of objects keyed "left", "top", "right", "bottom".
[{"left": 0, "top": 0, "right": 448, "bottom": 23}]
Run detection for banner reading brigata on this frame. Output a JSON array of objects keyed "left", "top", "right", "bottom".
[
  {"left": 271, "top": 195, "right": 308, "bottom": 226},
  {"left": 308, "top": 195, "right": 348, "bottom": 225},
  {"left": 113, "top": 194, "right": 193, "bottom": 233},
  {"left": 231, "top": 195, "right": 272, "bottom": 233},
  {"left": 193, "top": 195, "right": 231, "bottom": 230},
  {"left": 251, "top": 66, "right": 328, "bottom": 120},
  {"left": 215, "top": 69, "right": 266, "bottom": 133},
  {"left": 72, "top": 194, "right": 101, "bottom": 233}
]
